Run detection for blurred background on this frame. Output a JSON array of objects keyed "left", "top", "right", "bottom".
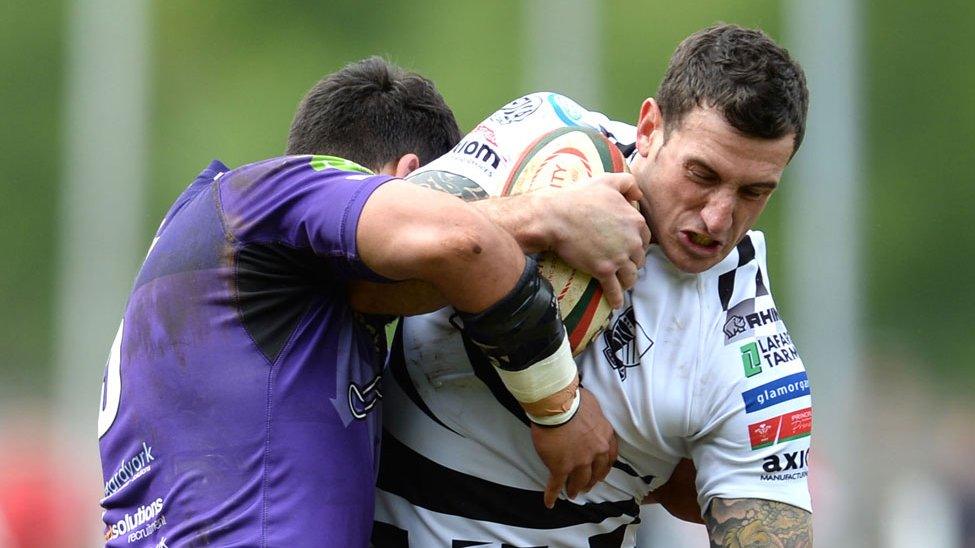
[{"left": 1, "top": 0, "right": 972, "bottom": 546}]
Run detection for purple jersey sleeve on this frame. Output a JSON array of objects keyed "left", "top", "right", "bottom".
[
  {"left": 99, "top": 156, "right": 397, "bottom": 547},
  {"left": 218, "top": 156, "right": 394, "bottom": 281}
]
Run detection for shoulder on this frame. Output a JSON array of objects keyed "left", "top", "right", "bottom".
[
  {"left": 222, "top": 155, "right": 386, "bottom": 190},
  {"left": 218, "top": 154, "right": 393, "bottom": 248},
  {"left": 701, "top": 230, "right": 772, "bottom": 315},
  {"left": 219, "top": 154, "right": 391, "bottom": 211},
  {"left": 692, "top": 230, "right": 807, "bottom": 424}
]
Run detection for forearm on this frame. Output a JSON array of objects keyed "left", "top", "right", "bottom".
[
  {"left": 705, "top": 498, "right": 812, "bottom": 547},
  {"left": 470, "top": 192, "right": 554, "bottom": 254},
  {"left": 357, "top": 180, "right": 524, "bottom": 314}
]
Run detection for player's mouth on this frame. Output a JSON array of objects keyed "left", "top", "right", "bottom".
[{"left": 680, "top": 230, "right": 722, "bottom": 257}]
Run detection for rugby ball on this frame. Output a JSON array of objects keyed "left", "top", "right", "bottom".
[
  {"left": 503, "top": 126, "right": 628, "bottom": 355},
  {"left": 405, "top": 126, "right": 628, "bottom": 356}
]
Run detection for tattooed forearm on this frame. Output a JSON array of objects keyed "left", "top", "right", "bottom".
[
  {"left": 705, "top": 498, "right": 812, "bottom": 547},
  {"left": 405, "top": 170, "right": 488, "bottom": 201}
]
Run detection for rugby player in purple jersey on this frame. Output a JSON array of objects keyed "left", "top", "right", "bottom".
[{"left": 97, "top": 58, "right": 648, "bottom": 546}]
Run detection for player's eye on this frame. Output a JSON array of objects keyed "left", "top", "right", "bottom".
[
  {"left": 741, "top": 187, "right": 767, "bottom": 200},
  {"left": 687, "top": 167, "right": 715, "bottom": 183}
]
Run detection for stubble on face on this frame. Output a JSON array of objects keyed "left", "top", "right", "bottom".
[{"left": 632, "top": 107, "right": 794, "bottom": 274}]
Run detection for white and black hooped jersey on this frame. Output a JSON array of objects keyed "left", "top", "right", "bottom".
[{"left": 373, "top": 94, "right": 812, "bottom": 547}]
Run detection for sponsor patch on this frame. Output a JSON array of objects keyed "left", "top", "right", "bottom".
[
  {"left": 348, "top": 374, "right": 383, "bottom": 420},
  {"left": 104, "top": 497, "right": 166, "bottom": 542},
  {"left": 104, "top": 441, "right": 156, "bottom": 498},
  {"left": 740, "top": 342, "right": 762, "bottom": 378},
  {"left": 490, "top": 95, "right": 543, "bottom": 124},
  {"left": 601, "top": 306, "right": 652, "bottom": 381},
  {"left": 756, "top": 331, "right": 801, "bottom": 368},
  {"left": 763, "top": 448, "right": 809, "bottom": 473},
  {"left": 450, "top": 137, "right": 507, "bottom": 176},
  {"left": 742, "top": 372, "right": 810, "bottom": 413},
  {"left": 724, "top": 300, "right": 780, "bottom": 345},
  {"left": 748, "top": 407, "right": 812, "bottom": 449}
]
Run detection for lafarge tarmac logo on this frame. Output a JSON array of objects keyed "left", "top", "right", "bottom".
[
  {"left": 104, "top": 442, "right": 155, "bottom": 497},
  {"left": 104, "top": 497, "right": 166, "bottom": 543}
]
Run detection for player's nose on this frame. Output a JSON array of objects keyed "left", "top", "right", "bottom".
[{"left": 701, "top": 193, "right": 734, "bottom": 237}]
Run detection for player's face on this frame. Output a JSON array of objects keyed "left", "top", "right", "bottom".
[{"left": 631, "top": 101, "right": 795, "bottom": 273}]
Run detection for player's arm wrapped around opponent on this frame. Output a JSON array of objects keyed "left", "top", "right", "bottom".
[
  {"left": 357, "top": 179, "right": 617, "bottom": 508},
  {"left": 349, "top": 172, "right": 647, "bottom": 315}
]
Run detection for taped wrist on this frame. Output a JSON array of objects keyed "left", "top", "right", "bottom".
[
  {"left": 455, "top": 255, "right": 565, "bottom": 371},
  {"left": 455, "top": 256, "right": 579, "bottom": 425}
]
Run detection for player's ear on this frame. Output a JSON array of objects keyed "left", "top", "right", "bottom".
[
  {"left": 393, "top": 153, "right": 421, "bottom": 178},
  {"left": 635, "top": 98, "right": 663, "bottom": 157}
]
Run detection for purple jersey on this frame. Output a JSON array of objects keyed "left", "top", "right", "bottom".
[{"left": 98, "top": 156, "right": 394, "bottom": 547}]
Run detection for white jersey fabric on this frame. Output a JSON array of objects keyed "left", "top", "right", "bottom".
[{"left": 373, "top": 93, "right": 813, "bottom": 547}]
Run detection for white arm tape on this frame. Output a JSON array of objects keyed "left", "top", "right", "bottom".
[
  {"left": 494, "top": 335, "right": 576, "bottom": 403},
  {"left": 526, "top": 388, "right": 581, "bottom": 426}
]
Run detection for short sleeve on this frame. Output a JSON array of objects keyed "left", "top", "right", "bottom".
[
  {"left": 218, "top": 155, "right": 394, "bottom": 281},
  {"left": 688, "top": 260, "right": 813, "bottom": 515}
]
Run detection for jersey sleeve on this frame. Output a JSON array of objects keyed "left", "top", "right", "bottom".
[
  {"left": 217, "top": 155, "right": 394, "bottom": 281},
  {"left": 687, "top": 233, "right": 813, "bottom": 515}
]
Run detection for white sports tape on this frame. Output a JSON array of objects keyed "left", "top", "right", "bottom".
[
  {"left": 526, "top": 388, "right": 581, "bottom": 426},
  {"left": 494, "top": 335, "right": 576, "bottom": 403}
]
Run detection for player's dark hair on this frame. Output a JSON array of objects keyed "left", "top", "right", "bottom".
[
  {"left": 286, "top": 56, "right": 461, "bottom": 171},
  {"left": 657, "top": 24, "right": 809, "bottom": 154}
]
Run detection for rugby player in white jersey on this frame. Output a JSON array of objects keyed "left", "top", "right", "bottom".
[{"left": 370, "top": 24, "right": 813, "bottom": 547}]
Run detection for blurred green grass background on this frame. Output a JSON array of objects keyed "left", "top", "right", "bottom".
[{"left": 0, "top": 0, "right": 971, "bottom": 399}]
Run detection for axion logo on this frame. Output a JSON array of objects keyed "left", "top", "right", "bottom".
[{"left": 763, "top": 448, "right": 809, "bottom": 473}]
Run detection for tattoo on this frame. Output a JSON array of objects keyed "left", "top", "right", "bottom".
[
  {"left": 404, "top": 170, "right": 489, "bottom": 202},
  {"left": 705, "top": 498, "right": 812, "bottom": 547}
]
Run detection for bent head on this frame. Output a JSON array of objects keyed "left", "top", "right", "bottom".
[
  {"left": 286, "top": 56, "right": 461, "bottom": 174},
  {"left": 631, "top": 24, "right": 809, "bottom": 274}
]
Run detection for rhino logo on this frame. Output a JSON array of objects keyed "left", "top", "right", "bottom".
[{"left": 724, "top": 315, "right": 747, "bottom": 338}]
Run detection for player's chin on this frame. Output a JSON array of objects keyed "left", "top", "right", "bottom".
[{"left": 664, "top": 244, "right": 724, "bottom": 274}]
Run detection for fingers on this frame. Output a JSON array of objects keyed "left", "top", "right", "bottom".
[
  {"left": 597, "top": 273, "right": 624, "bottom": 309},
  {"left": 597, "top": 172, "right": 642, "bottom": 203},
  {"left": 544, "top": 471, "right": 568, "bottom": 509},
  {"left": 587, "top": 451, "right": 612, "bottom": 492},
  {"left": 616, "top": 262, "right": 639, "bottom": 295},
  {"left": 640, "top": 222, "right": 652, "bottom": 249},
  {"left": 565, "top": 465, "right": 593, "bottom": 501}
]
